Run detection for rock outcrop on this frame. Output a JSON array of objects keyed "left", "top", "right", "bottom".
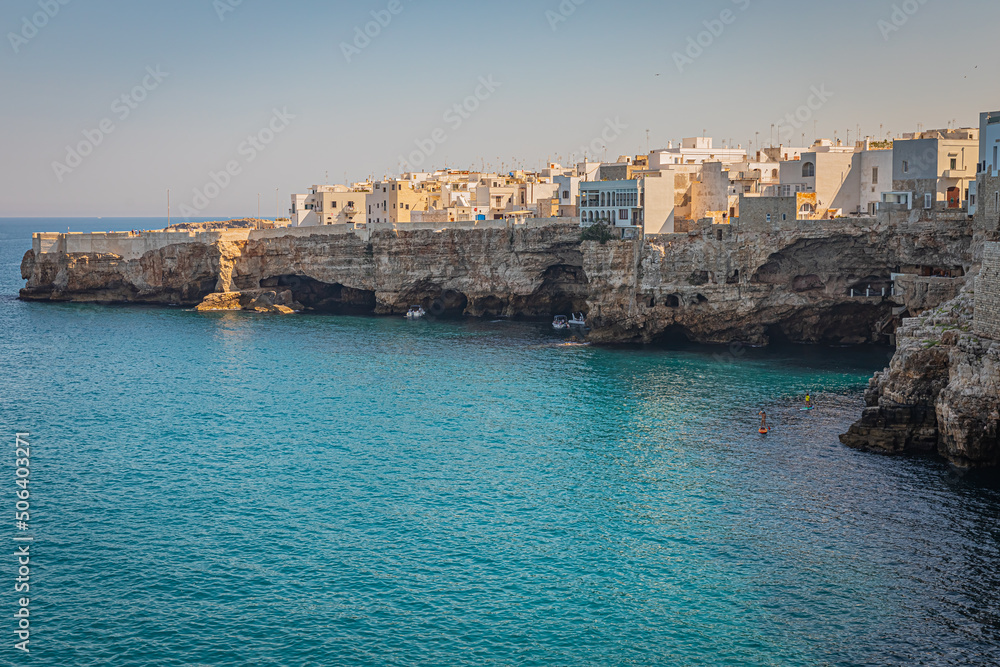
[
  {"left": 194, "top": 289, "right": 303, "bottom": 314},
  {"left": 840, "top": 286, "right": 999, "bottom": 467}
]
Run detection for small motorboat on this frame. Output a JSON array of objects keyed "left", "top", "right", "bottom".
[
  {"left": 568, "top": 313, "right": 586, "bottom": 327},
  {"left": 552, "top": 315, "right": 570, "bottom": 330},
  {"left": 405, "top": 305, "right": 426, "bottom": 320}
]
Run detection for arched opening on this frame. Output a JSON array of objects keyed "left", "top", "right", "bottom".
[
  {"left": 651, "top": 324, "right": 693, "bottom": 347},
  {"left": 802, "top": 162, "right": 815, "bottom": 177},
  {"left": 260, "top": 275, "right": 376, "bottom": 314},
  {"left": 771, "top": 168, "right": 778, "bottom": 178},
  {"left": 665, "top": 294, "right": 680, "bottom": 308}
]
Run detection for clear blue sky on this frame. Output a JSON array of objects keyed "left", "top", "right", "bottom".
[{"left": 1, "top": 0, "right": 997, "bottom": 218}]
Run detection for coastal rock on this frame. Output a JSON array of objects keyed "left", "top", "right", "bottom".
[
  {"left": 841, "top": 287, "right": 1000, "bottom": 467},
  {"left": 193, "top": 289, "right": 303, "bottom": 314},
  {"left": 194, "top": 292, "right": 242, "bottom": 312}
]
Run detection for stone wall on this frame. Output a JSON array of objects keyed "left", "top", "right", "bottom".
[{"left": 976, "top": 242, "right": 1000, "bottom": 339}]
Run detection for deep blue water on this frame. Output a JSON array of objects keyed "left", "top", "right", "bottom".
[{"left": 1, "top": 219, "right": 999, "bottom": 666}]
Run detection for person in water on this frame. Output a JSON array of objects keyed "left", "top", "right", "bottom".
[
  {"left": 759, "top": 410, "right": 767, "bottom": 431},
  {"left": 805, "top": 394, "right": 812, "bottom": 408}
]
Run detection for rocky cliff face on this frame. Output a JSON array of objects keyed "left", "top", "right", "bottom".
[
  {"left": 840, "top": 176, "right": 1000, "bottom": 469},
  {"left": 840, "top": 285, "right": 999, "bottom": 468},
  {"left": 583, "top": 218, "right": 970, "bottom": 345},
  {"left": 21, "top": 218, "right": 971, "bottom": 347}
]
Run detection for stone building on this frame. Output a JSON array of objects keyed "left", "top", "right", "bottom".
[
  {"left": 890, "top": 128, "right": 979, "bottom": 211},
  {"left": 975, "top": 242, "right": 1000, "bottom": 339}
]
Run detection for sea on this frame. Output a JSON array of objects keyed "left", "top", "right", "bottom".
[{"left": 1, "top": 218, "right": 999, "bottom": 666}]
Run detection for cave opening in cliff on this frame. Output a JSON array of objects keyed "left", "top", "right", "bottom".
[
  {"left": 650, "top": 325, "right": 694, "bottom": 348},
  {"left": 765, "top": 324, "right": 795, "bottom": 346},
  {"left": 427, "top": 290, "right": 469, "bottom": 318},
  {"left": 518, "top": 263, "right": 589, "bottom": 318},
  {"left": 261, "top": 275, "right": 376, "bottom": 315}
]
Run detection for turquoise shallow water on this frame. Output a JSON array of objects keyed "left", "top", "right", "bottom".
[{"left": 2, "top": 219, "right": 1000, "bottom": 666}]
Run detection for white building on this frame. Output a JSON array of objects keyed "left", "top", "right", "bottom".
[{"left": 649, "top": 137, "right": 747, "bottom": 169}]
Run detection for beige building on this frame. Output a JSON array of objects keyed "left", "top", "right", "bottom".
[
  {"left": 367, "top": 179, "right": 428, "bottom": 224},
  {"left": 891, "top": 128, "right": 979, "bottom": 211},
  {"left": 292, "top": 184, "right": 370, "bottom": 226}
]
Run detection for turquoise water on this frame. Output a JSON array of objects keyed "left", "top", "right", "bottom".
[{"left": 2, "top": 219, "right": 999, "bottom": 666}]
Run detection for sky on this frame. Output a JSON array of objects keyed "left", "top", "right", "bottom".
[{"left": 0, "top": 0, "right": 998, "bottom": 218}]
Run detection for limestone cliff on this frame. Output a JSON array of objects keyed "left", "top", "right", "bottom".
[
  {"left": 20, "top": 217, "right": 971, "bottom": 348},
  {"left": 840, "top": 285, "right": 999, "bottom": 468},
  {"left": 840, "top": 175, "right": 1000, "bottom": 468}
]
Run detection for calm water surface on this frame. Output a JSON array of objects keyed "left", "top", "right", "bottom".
[{"left": 1, "top": 219, "right": 999, "bottom": 666}]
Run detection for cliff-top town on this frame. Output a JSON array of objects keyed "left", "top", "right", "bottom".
[{"left": 279, "top": 110, "right": 998, "bottom": 236}]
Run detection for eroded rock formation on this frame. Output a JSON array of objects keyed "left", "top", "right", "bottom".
[
  {"left": 20, "top": 218, "right": 971, "bottom": 347},
  {"left": 840, "top": 286, "right": 999, "bottom": 467}
]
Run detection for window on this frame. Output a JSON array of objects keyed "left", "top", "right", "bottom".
[
  {"left": 782, "top": 214, "right": 787, "bottom": 221},
  {"left": 902, "top": 160, "right": 909, "bottom": 173},
  {"left": 563, "top": 191, "right": 569, "bottom": 199},
  {"left": 405, "top": 204, "right": 410, "bottom": 210},
  {"left": 331, "top": 201, "right": 338, "bottom": 208},
  {"left": 802, "top": 162, "right": 815, "bottom": 177},
  {"left": 766, "top": 213, "right": 772, "bottom": 223},
  {"left": 950, "top": 158, "right": 957, "bottom": 170},
  {"left": 619, "top": 209, "right": 628, "bottom": 220},
  {"left": 772, "top": 169, "right": 778, "bottom": 178},
  {"left": 924, "top": 193, "right": 932, "bottom": 209},
  {"left": 872, "top": 167, "right": 878, "bottom": 184}
]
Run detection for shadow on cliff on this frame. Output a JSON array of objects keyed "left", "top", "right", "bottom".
[{"left": 260, "top": 275, "right": 376, "bottom": 315}]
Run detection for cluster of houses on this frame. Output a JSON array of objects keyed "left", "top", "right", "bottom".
[{"left": 288, "top": 110, "right": 1000, "bottom": 237}]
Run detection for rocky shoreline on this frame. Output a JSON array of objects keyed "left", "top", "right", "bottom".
[
  {"left": 839, "top": 282, "right": 999, "bottom": 468},
  {"left": 19, "top": 212, "right": 998, "bottom": 467}
]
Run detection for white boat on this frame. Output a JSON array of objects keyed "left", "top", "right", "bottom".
[
  {"left": 553, "top": 315, "right": 570, "bottom": 330},
  {"left": 405, "top": 305, "right": 426, "bottom": 320},
  {"left": 569, "top": 313, "right": 586, "bottom": 327}
]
